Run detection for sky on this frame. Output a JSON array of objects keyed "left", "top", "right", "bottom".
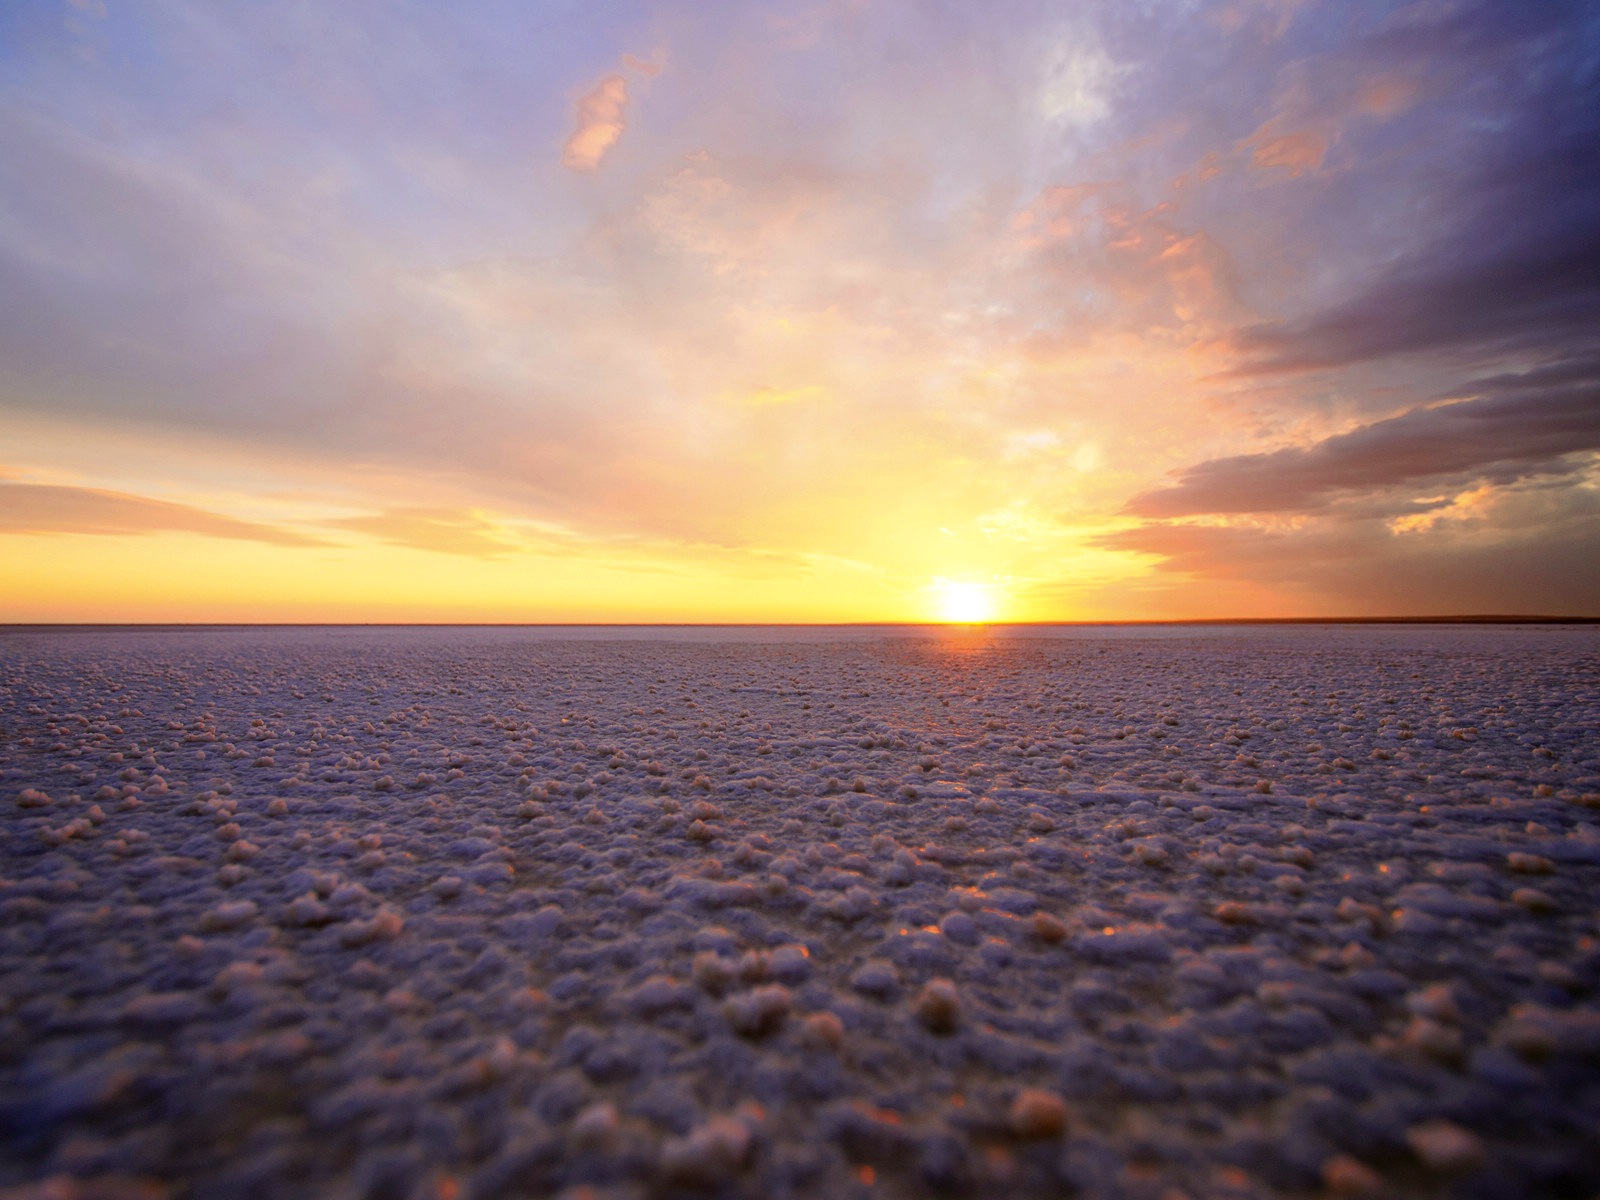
[{"left": 2, "top": 0, "right": 1598, "bottom": 623}]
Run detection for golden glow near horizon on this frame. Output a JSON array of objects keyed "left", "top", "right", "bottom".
[
  {"left": 1, "top": 5, "right": 1595, "bottom": 622},
  {"left": 931, "top": 580, "right": 1000, "bottom": 625}
]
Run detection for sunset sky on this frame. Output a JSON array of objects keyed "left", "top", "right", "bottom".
[{"left": 3, "top": 0, "right": 1597, "bottom": 622}]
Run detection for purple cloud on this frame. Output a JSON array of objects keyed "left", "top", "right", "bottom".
[
  {"left": 1126, "top": 379, "right": 1600, "bottom": 519},
  {"left": 1099, "top": 493, "right": 1600, "bottom": 617},
  {"left": 1222, "top": 3, "right": 1600, "bottom": 374}
]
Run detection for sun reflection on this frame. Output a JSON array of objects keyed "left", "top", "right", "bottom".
[{"left": 932, "top": 579, "right": 998, "bottom": 624}]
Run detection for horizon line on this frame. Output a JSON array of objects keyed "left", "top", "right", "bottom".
[{"left": 4, "top": 614, "right": 1598, "bottom": 632}]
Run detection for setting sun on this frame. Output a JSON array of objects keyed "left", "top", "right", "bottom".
[{"left": 932, "top": 580, "right": 998, "bottom": 625}]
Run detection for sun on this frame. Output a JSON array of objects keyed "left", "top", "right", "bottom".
[{"left": 932, "top": 579, "right": 998, "bottom": 624}]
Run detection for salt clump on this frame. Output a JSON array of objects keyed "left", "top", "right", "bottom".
[
  {"left": 660, "top": 1113, "right": 755, "bottom": 1185},
  {"left": 912, "top": 978, "right": 962, "bottom": 1033},
  {"left": 724, "top": 983, "right": 791, "bottom": 1036},
  {"left": 1406, "top": 1120, "right": 1484, "bottom": 1172},
  {"left": 1008, "top": 1088, "right": 1068, "bottom": 1138},
  {"left": 800, "top": 1011, "right": 845, "bottom": 1050},
  {"left": 198, "top": 899, "right": 257, "bottom": 932},
  {"left": 850, "top": 960, "right": 900, "bottom": 999}
]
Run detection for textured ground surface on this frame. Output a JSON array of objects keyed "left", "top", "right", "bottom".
[{"left": 2, "top": 624, "right": 1599, "bottom": 1200}]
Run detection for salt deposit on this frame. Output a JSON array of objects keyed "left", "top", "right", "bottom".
[{"left": 1, "top": 623, "right": 1598, "bottom": 1197}]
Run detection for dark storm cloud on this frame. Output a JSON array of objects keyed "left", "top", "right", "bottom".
[{"left": 1126, "top": 371, "right": 1600, "bottom": 518}]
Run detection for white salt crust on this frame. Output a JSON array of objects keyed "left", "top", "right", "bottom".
[{"left": 0, "top": 624, "right": 1598, "bottom": 1198}]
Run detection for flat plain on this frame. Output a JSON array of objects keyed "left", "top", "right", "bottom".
[{"left": 2, "top": 625, "right": 1598, "bottom": 1199}]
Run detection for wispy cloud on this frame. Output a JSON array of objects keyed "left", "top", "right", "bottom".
[
  {"left": 1243, "top": 126, "right": 1326, "bottom": 176},
  {"left": 0, "top": 482, "right": 325, "bottom": 546},
  {"left": 326, "top": 508, "right": 521, "bottom": 558},
  {"left": 562, "top": 74, "right": 629, "bottom": 171}
]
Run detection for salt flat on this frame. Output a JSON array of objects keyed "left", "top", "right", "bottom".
[{"left": 2, "top": 625, "right": 1598, "bottom": 1199}]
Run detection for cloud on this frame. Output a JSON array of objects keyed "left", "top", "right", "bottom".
[
  {"left": 1225, "top": 219, "right": 1600, "bottom": 374},
  {"left": 1092, "top": 0, "right": 1600, "bottom": 620},
  {"left": 1110, "top": 333, "right": 1600, "bottom": 616},
  {"left": 1355, "top": 76, "right": 1416, "bottom": 118},
  {"left": 1012, "top": 185, "right": 1248, "bottom": 344},
  {"left": 1126, "top": 375, "right": 1600, "bottom": 519},
  {"left": 1221, "top": 6, "right": 1600, "bottom": 373},
  {"left": 744, "top": 384, "right": 827, "bottom": 409},
  {"left": 1037, "top": 31, "right": 1119, "bottom": 128},
  {"left": 1244, "top": 127, "right": 1326, "bottom": 176},
  {"left": 326, "top": 508, "right": 521, "bottom": 558},
  {"left": 622, "top": 53, "right": 662, "bottom": 79},
  {"left": 1099, "top": 487, "right": 1600, "bottom": 617},
  {"left": 0, "top": 482, "right": 325, "bottom": 546},
  {"left": 562, "top": 74, "right": 629, "bottom": 171}
]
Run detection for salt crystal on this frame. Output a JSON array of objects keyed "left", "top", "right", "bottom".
[
  {"left": 912, "top": 978, "right": 962, "bottom": 1033},
  {"left": 1322, "top": 1154, "right": 1383, "bottom": 1195},
  {"left": 725, "top": 983, "right": 791, "bottom": 1037},
  {"left": 1406, "top": 1120, "right": 1484, "bottom": 1172},
  {"left": 1008, "top": 1088, "right": 1068, "bottom": 1138}
]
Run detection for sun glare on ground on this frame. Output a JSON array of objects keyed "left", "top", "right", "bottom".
[{"left": 932, "top": 580, "right": 998, "bottom": 624}]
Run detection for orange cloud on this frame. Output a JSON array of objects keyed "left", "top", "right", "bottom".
[
  {"left": 1015, "top": 186, "right": 1246, "bottom": 340},
  {"left": 327, "top": 508, "right": 521, "bottom": 558},
  {"left": 1247, "top": 127, "right": 1327, "bottom": 176},
  {"left": 563, "top": 75, "right": 629, "bottom": 172},
  {"left": 1010, "top": 182, "right": 1116, "bottom": 246},
  {"left": 622, "top": 53, "right": 662, "bottom": 78},
  {"left": 1357, "top": 77, "right": 1418, "bottom": 119},
  {"left": 0, "top": 481, "right": 323, "bottom": 546}
]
